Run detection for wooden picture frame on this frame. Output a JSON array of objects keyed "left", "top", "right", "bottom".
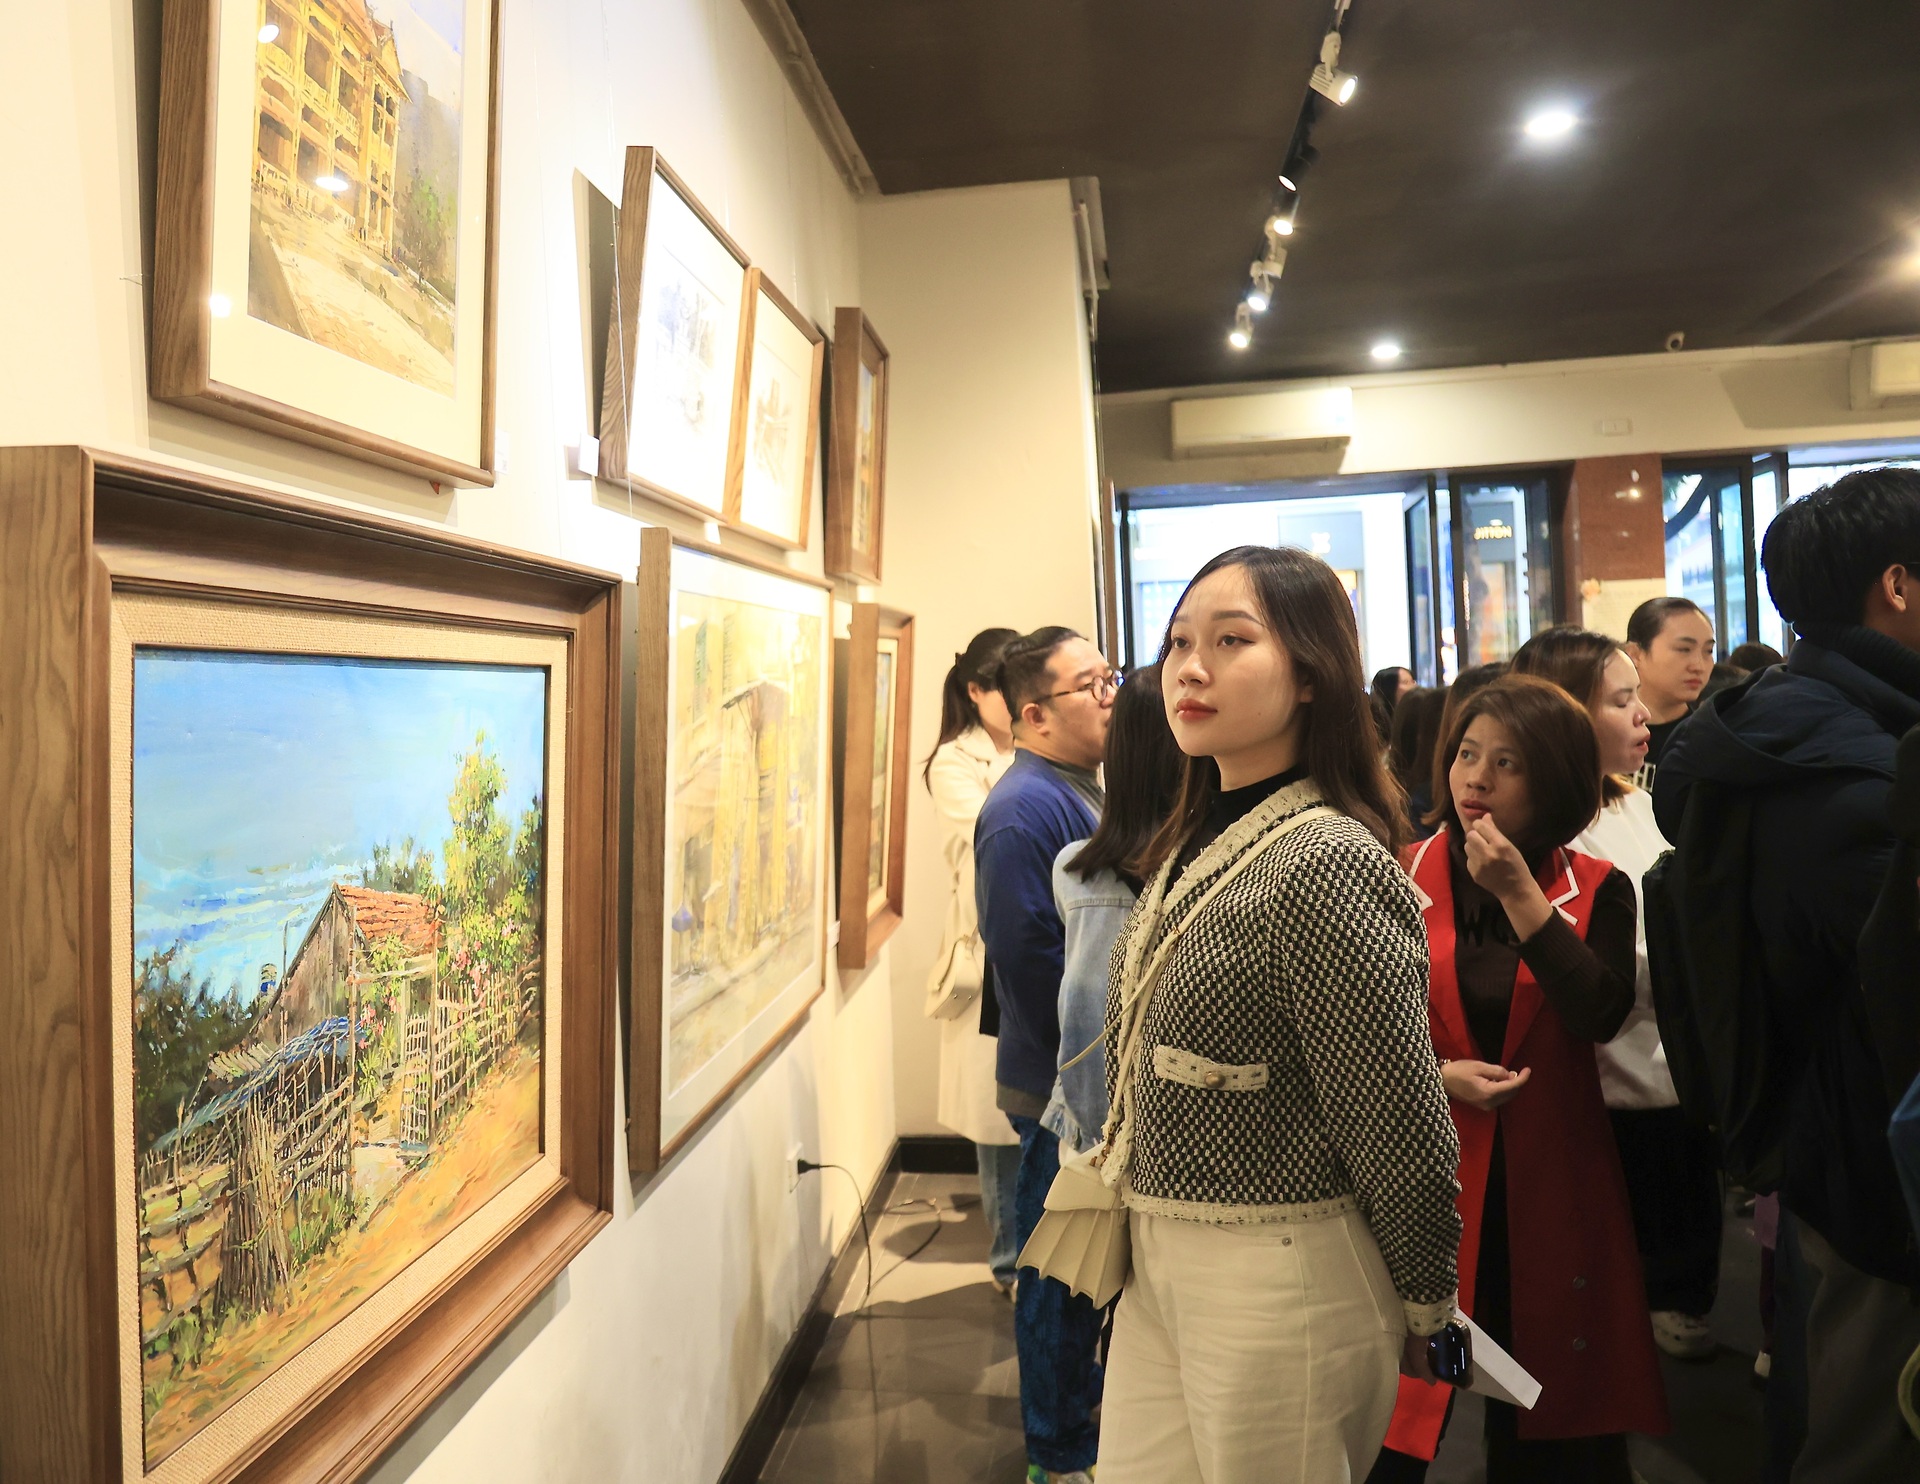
[
  {"left": 597, "top": 148, "right": 753, "bottom": 519},
  {"left": 723, "top": 269, "right": 825, "bottom": 550},
  {"left": 629, "top": 529, "right": 833, "bottom": 1174},
  {"left": 0, "top": 447, "right": 619, "bottom": 1482},
  {"left": 152, "top": 0, "right": 502, "bottom": 484},
  {"left": 824, "top": 308, "right": 890, "bottom": 582},
  {"left": 835, "top": 605, "right": 914, "bottom": 971}
]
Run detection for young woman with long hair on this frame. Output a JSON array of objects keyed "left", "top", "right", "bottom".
[
  {"left": 1095, "top": 546, "right": 1464, "bottom": 1483},
  {"left": 1044, "top": 663, "right": 1184, "bottom": 1155},
  {"left": 1372, "top": 675, "right": 1668, "bottom": 1482},
  {"left": 1512, "top": 626, "right": 1722, "bottom": 1361},
  {"left": 922, "top": 626, "right": 1022, "bottom": 1290}
]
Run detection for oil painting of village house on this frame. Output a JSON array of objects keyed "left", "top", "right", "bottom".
[
  {"left": 130, "top": 649, "right": 549, "bottom": 1466},
  {"left": 249, "top": 0, "right": 467, "bottom": 392}
]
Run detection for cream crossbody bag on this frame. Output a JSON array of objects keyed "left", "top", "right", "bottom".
[{"left": 1016, "top": 805, "right": 1335, "bottom": 1307}]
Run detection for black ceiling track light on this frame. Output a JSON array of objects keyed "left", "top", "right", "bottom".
[{"left": 1230, "top": 0, "right": 1355, "bottom": 352}]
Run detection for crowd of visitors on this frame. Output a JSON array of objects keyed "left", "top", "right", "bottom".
[{"left": 925, "top": 464, "right": 1920, "bottom": 1483}]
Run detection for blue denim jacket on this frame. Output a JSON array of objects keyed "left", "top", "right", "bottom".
[{"left": 1042, "top": 843, "right": 1138, "bottom": 1154}]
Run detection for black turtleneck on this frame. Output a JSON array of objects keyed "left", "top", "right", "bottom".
[
  {"left": 1446, "top": 830, "right": 1637, "bottom": 1060},
  {"left": 1173, "top": 763, "right": 1310, "bottom": 879}
]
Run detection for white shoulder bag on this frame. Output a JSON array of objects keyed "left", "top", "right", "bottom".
[
  {"left": 1016, "top": 806, "right": 1335, "bottom": 1307},
  {"left": 924, "top": 838, "right": 986, "bottom": 1021}
]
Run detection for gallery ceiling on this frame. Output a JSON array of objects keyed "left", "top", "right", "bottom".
[{"left": 788, "top": 0, "right": 1920, "bottom": 392}]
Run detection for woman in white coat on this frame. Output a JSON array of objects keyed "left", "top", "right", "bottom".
[
  {"left": 925, "top": 627, "right": 1022, "bottom": 1289},
  {"left": 1513, "top": 625, "right": 1722, "bottom": 1360}
]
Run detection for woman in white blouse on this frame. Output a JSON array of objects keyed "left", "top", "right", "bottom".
[{"left": 924, "top": 627, "right": 1021, "bottom": 1290}]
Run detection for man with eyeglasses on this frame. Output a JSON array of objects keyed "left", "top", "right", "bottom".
[{"left": 974, "top": 625, "right": 1117, "bottom": 1484}]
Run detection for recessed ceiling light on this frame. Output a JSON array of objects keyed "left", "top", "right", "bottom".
[
  {"left": 1371, "top": 339, "right": 1402, "bottom": 362},
  {"left": 1523, "top": 107, "right": 1579, "bottom": 141}
]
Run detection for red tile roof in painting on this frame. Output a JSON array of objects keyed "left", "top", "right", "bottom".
[{"left": 335, "top": 885, "right": 441, "bottom": 956}]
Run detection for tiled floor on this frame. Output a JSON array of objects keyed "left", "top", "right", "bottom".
[
  {"left": 760, "top": 1174, "right": 1767, "bottom": 1483},
  {"left": 760, "top": 1173, "right": 1027, "bottom": 1482}
]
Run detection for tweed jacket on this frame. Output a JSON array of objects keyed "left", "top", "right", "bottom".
[{"left": 1103, "top": 778, "right": 1462, "bottom": 1326}]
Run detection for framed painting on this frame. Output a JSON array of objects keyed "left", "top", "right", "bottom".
[
  {"left": 629, "top": 530, "right": 833, "bottom": 1174},
  {"left": 824, "top": 308, "right": 890, "bottom": 582},
  {"left": 835, "top": 604, "right": 914, "bottom": 971},
  {"left": 152, "top": 0, "right": 501, "bottom": 484},
  {"left": 723, "top": 269, "right": 825, "bottom": 550},
  {"left": 0, "top": 448, "right": 619, "bottom": 1482},
  {"left": 597, "top": 148, "right": 752, "bottom": 520}
]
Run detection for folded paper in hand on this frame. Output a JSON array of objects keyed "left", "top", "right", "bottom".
[{"left": 1457, "top": 1310, "right": 1542, "bottom": 1410}]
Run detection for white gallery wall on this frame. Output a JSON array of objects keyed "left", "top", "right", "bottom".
[
  {"left": 1, "top": 1, "right": 1091, "bottom": 1480},
  {"left": 858, "top": 182, "right": 1103, "bottom": 1138}
]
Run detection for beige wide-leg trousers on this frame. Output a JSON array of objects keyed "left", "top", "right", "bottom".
[{"left": 1098, "top": 1204, "right": 1405, "bottom": 1483}]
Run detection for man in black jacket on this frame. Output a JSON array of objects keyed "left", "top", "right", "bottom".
[{"left": 1655, "top": 467, "right": 1920, "bottom": 1482}]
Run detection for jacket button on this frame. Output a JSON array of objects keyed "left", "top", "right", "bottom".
[
  {"left": 1572, "top": 1276, "right": 1587, "bottom": 1290},
  {"left": 1202, "top": 1070, "right": 1224, "bottom": 1089},
  {"left": 1572, "top": 1338, "right": 1588, "bottom": 1352}
]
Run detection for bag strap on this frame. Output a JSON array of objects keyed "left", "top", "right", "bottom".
[{"left": 1091, "top": 804, "right": 1336, "bottom": 1179}]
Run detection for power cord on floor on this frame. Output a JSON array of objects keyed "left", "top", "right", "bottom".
[{"left": 796, "top": 1167, "right": 966, "bottom": 1314}]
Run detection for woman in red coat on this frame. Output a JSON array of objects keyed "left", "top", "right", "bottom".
[{"left": 1369, "top": 675, "right": 1669, "bottom": 1482}]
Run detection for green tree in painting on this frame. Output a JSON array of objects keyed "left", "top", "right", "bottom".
[
  {"left": 509, "top": 796, "right": 545, "bottom": 993},
  {"left": 437, "top": 734, "right": 542, "bottom": 1001},
  {"left": 361, "top": 835, "right": 437, "bottom": 894},
  {"left": 133, "top": 944, "right": 259, "bottom": 1152},
  {"left": 397, "top": 168, "right": 455, "bottom": 298}
]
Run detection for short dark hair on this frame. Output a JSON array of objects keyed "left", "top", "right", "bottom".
[
  {"left": 996, "top": 626, "right": 1082, "bottom": 719},
  {"left": 1763, "top": 466, "right": 1920, "bottom": 627},
  {"left": 1433, "top": 674, "right": 1602, "bottom": 852},
  {"left": 1066, "top": 664, "right": 1183, "bottom": 884},
  {"left": 1510, "top": 626, "right": 1631, "bottom": 805},
  {"left": 1626, "top": 596, "right": 1708, "bottom": 649},
  {"left": 1726, "top": 641, "right": 1783, "bottom": 672}
]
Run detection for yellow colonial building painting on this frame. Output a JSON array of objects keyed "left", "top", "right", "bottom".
[
  {"left": 667, "top": 593, "right": 825, "bottom": 1094},
  {"left": 249, "top": 0, "right": 464, "bottom": 393}
]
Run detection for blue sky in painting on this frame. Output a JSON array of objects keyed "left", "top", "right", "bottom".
[{"left": 133, "top": 652, "right": 546, "bottom": 998}]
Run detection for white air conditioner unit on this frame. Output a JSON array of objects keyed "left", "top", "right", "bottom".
[
  {"left": 1849, "top": 339, "right": 1920, "bottom": 408},
  {"left": 1170, "top": 386, "right": 1354, "bottom": 458}
]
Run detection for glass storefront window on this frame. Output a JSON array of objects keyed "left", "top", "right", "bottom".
[
  {"left": 1404, "top": 491, "right": 1435, "bottom": 685},
  {"left": 1663, "top": 472, "right": 1718, "bottom": 630},
  {"left": 1435, "top": 484, "right": 1458, "bottom": 682},
  {"left": 1119, "top": 489, "right": 1412, "bottom": 674},
  {"left": 1750, "top": 462, "right": 1786, "bottom": 652},
  {"left": 1459, "top": 483, "right": 1529, "bottom": 666},
  {"left": 1719, "top": 484, "right": 1748, "bottom": 650}
]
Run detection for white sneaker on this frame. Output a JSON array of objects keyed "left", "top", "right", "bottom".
[{"left": 1651, "top": 1309, "right": 1714, "bottom": 1360}]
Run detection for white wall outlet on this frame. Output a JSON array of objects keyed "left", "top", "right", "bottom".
[{"left": 787, "top": 1142, "right": 805, "bottom": 1193}]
